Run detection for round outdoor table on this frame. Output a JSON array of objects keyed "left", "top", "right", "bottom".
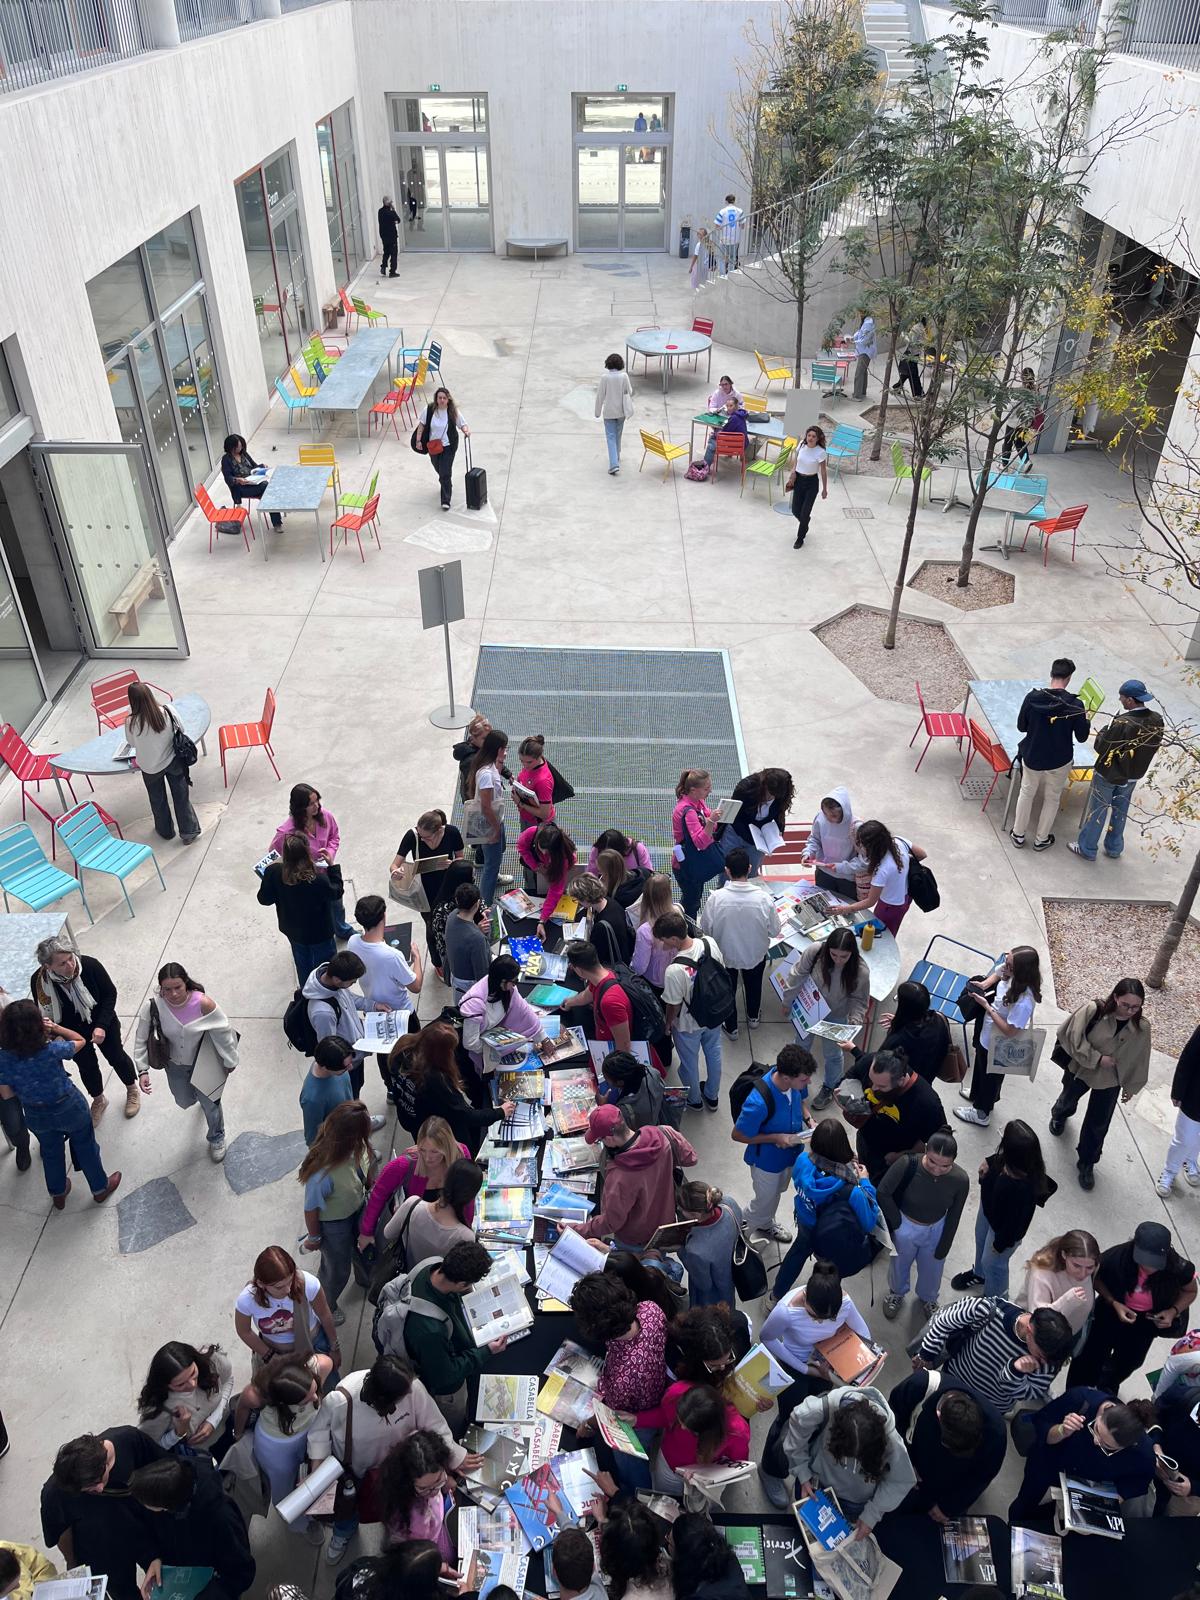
[
  {"left": 50, "top": 692, "right": 212, "bottom": 803},
  {"left": 626, "top": 328, "right": 712, "bottom": 393}
]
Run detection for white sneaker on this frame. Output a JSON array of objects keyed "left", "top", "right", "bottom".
[
  {"left": 958, "top": 1083, "right": 972, "bottom": 1100},
  {"left": 300, "top": 1520, "right": 325, "bottom": 1547},
  {"left": 953, "top": 1105, "right": 991, "bottom": 1128},
  {"left": 748, "top": 1016, "right": 761, "bottom": 1030},
  {"left": 752, "top": 1221, "right": 793, "bottom": 1243},
  {"left": 209, "top": 1140, "right": 227, "bottom": 1163},
  {"left": 369, "top": 1114, "right": 387, "bottom": 1132},
  {"left": 1157, "top": 1173, "right": 1176, "bottom": 1197},
  {"left": 1185, "top": 1165, "right": 1200, "bottom": 1188}
]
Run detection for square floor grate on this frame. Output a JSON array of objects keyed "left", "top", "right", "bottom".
[
  {"left": 456, "top": 646, "right": 746, "bottom": 872},
  {"left": 843, "top": 507, "right": 874, "bottom": 520}
]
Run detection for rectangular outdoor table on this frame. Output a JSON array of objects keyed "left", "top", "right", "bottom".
[
  {"left": 966, "top": 677, "right": 1094, "bottom": 828},
  {"left": 688, "top": 412, "right": 787, "bottom": 461},
  {"left": 255, "top": 466, "right": 332, "bottom": 562},
  {"left": 981, "top": 486, "right": 1044, "bottom": 555},
  {"left": 310, "top": 326, "right": 402, "bottom": 452}
]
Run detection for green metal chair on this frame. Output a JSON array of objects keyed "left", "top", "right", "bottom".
[
  {"left": 743, "top": 440, "right": 796, "bottom": 503},
  {"left": 339, "top": 469, "right": 380, "bottom": 513},
  {"left": 352, "top": 296, "right": 389, "bottom": 329},
  {"left": 889, "top": 440, "right": 933, "bottom": 504},
  {"left": 1078, "top": 677, "right": 1105, "bottom": 716}
]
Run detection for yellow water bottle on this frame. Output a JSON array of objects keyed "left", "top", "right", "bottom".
[{"left": 861, "top": 922, "right": 875, "bottom": 951}]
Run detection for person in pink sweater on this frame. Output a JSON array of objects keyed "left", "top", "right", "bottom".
[
  {"left": 627, "top": 1380, "right": 750, "bottom": 1495},
  {"left": 357, "top": 1116, "right": 473, "bottom": 1249},
  {"left": 269, "top": 782, "right": 351, "bottom": 938},
  {"left": 564, "top": 1104, "right": 696, "bottom": 1254},
  {"left": 516, "top": 822, "right": 578, "bottom": 929},
  {"left": 587, "top": 829, "right": 655, "bottom": 878}
]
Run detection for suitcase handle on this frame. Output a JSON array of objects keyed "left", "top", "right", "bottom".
[{"left": 464, "top": 435, "right": 472, "bottom": 470}]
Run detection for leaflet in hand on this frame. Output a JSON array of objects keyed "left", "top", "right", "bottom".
[
  {"left": 463, "top": 1270, "right": 535, "bottom": 1347},
  {"left": 477, "top": 1374, "right": 539, "bottom": 1425},
  {"left": 592, "top": 1398, "right": 649, "bottom": 1459},
  {"left": 728, "top": 1342, "right": 792, "bottom": 1419},
  {"left": 35, "top": 1574, "right": 108, "bottom": 1600},
  {"left": 808, "top": 1019, "right": 861, "bottom": 1044},
  {"left": 354, "top": 1009, "right": 407, "bottom": 1051},
  {"left": 503, "top": 1457, "right": 580, "bottom": 1551},
  {"left": 535, "top": 1227, "right": 608, "bottom": 1304}
]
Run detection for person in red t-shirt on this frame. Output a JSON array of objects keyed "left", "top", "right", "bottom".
[{"left": 562, "top": 940, "right": 662, "bottom": 1072}]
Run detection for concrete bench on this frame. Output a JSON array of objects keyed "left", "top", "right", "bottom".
[
  {"left": 505, "top": 237, "right": 568, "bottom": 261},
  {"left": 108, "top": 561, "right": 166, "bottom": 637}
]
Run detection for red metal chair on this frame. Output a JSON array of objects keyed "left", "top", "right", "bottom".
[
  {"left": 960, "top": 719, "right": 1012, "bottom": 812},
  {"left": 910, "top": 681, "right": 969, "bottom": 771},
  {"left": 217, "top": 689, "right": 280, "bottom": 787},
  {"left": 90, "top": 670, "right": 171, "bottom": 733},
  {"left": 195, "top": 484, "right": 254, "bottom": 554},
  {"left": 1020, "top": 503, "right": 1087, "bottom": 566},
  {"left": 368, "top": 391, "right": 402, "bottom": 441},
  {"left": 712, "top": 432, "right": 747, "bottom": 483},
  {"left": 330, "top": 494, "right": 382, "bottom": 563},
  {"left": 692, "top": 317, "right": 714, "bottom": 337},
  {"left": 0, "top": 725, "right": 92, "bottom": 854},
  {"left": 339, "top": 287, "right": 359, "bottom": 333}
]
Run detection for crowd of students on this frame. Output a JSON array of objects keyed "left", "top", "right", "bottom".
[{"left": 1, "top": 704, "right": 1197, "bottom": 1600}]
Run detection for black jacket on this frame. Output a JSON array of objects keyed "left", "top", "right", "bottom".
[
  {"left": 412, "top": 1068, "right": 501, "bottom": 1154},
  {"left": 901, "top": 1381, "right": 1007, "bottom": 1516},
  {"left": 220, "top": 451, "right": 263, "bottom": 503},
  {"left": 979, "top": 1156, "right": 1057, "bottom": 1253},
  {"left": 41, "top": 1427, "right": 168, "bottom": 1600},
  {"left": 1172, "top": 1025, "right": 1200, "bottom": 1122},
  {"left": 377, "top": 201, "right": 400, "bottom": 240},
  {"left": 722, "top": 772, "right": 790, "bottom": 846},
  {"left": 683, "top": 1553, "right": 751, "bottom": 1600},
  {"left": 1097, "top": 1240, "right": 1196, "bottom": 1317},
  {"left": 877, "top": 1011, "right": 949, "bottom": 1084},
  {"left": 1094, "top": 705, "right": 1164, "bottom": 783},
  {"left": 1016, "top": 687, "right": 1090, "bottom": 771},
  {"left": 31, "top": 955, "right": 121, "bottom": 1035},
  {"left": 257, "top": 864, "right": 338, "bottom": 943},
  {"left": 452, "top": 738, "right": 512, "bottom": 803},
  {"left": 138, "top": 1457, "right": 254, "bottom": 1600}
]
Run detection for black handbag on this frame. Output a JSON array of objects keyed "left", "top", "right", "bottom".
[
  {"left": 956, "top": 977, "right": 989, "bottom": 1026},
  {"left": 548, "top": 761, "right": 575, "bottom": 803},
  {"left": 167, "top": 710, "right": 198, "bottom": 769},
  {"left": 409, "top": 426, "right": 428, "bottom": 455},
  {"left": 731, "top": 1228, "right": 769, "bottom": 1301}
]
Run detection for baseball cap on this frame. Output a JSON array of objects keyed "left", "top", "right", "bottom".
[
  {"left": 1132, "top": 1221, "right": 1171, "bottom": 1271},
  {"left": 584, "top": 1103, "right": 625, "bottom": 1145},
  {"left": 1119, "top": 679, "right": 1153, "bottom": 704}
]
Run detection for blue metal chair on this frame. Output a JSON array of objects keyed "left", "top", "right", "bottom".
[
  {"left": 273, "top": 377, "right": 311, "bottom": 435},
  {"left": 54, "top": 803, "right": 165, "bottom": 919},
  {"left": 908, "top": 934, "right": 998, "bottom": 1053},
  {"left": 0, "top": 823, "right": 91, "bottom": 921},
  {"left": 401, "top": 327, "right": 431, "bottom": 371},
  {"left": 826, "top": 423, "right": 866, "bottom": 476},
  {"left": 810, "top": 359, "right": 845, "bottom": 397},
  {"left": 975, "top": 471, "right": 1048, "bottom": 523}
]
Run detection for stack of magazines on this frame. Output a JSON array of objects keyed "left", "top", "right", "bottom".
[{"left": 478, "top": 1184, "right": 535, "bottom": 1246}]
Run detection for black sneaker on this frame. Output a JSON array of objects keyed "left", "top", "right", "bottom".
[
  {"left": 951, "top": 1270, "right": 985, "bottom": 1291},
  {"left": 702, "top": 1095, "right": 720, "bottom": 1113},
  {"left": 793, "top": 537, "right": 805, "bottom": 549},
  {"left": 1009, "top": 831, "right": 1026, "bottom": 849},
  {"left": 1078, "top": 1163, "right": 1096, "bottom": 1191},
  {"left": 1049, "top": 1112, "right": 1066, "bottom": 1136},
  {"left": 1032, "top": 834, "right": 1055, "bottom": 851}
]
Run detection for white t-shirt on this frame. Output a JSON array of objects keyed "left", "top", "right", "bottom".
[
  {"left": 793, "top": 444, "right": 827, "bottom": 476},
  {"left": 715, "top": 204, "right": 744, "bottom": 245},
  {"left": 980, "top": 976, "right": 1036, "bottom": 1053},
  {"left": 475, "top": 763, "right": 507, "bottom": 823},
  {"left": 347, "top": 934, "right": 415, "bottom": 1012},
  {"left": 235, "top": 1271, "right": 321, "bottom": 1346},
  {"left": 661, "top": 936, "right": 726, "bottom": 1034},
  {"left": 871, "top": 838, "right": 912, "bottom": 906},
  {"left": 428, "top": 409, "right": 467, "bottom": 445}
]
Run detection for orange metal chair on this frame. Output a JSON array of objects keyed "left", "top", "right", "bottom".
[
  {"left": 0, "top": 724, "right": 84, "bottom": 837},
  {"left": 90, "top": 670, "right": 171, "bottom": 733},
  {"left": 338, "top": 287, "right": 358, "bottom": 332},
  {"left": 1020, "top": 503, "right": 1087, "bottom": 566},
  {"left": 195, "top": 484, "right": 253, "bottom": 554},
  {"left": 393, "top": 378, "right": 419, "bottom": 428},
  {"left": 711, "top": 432, "right": 747, "bottom": 483},
  {"left": 910, "top": 681, "right": 969, "bottom": 771},
  {"left": 330, "top": 494, "right": 382, "bottom": 563},
  {"left": 960, "top": 719, "right": 1012, "bottom": 812},
  {"left": 368, "top": 390, "right": 403, "bottom": 441},
  {"left": 217, "top": 689, "right": 280, "bottom": 787}
]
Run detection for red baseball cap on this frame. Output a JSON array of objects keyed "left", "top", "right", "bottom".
[{"left": 584, "top": 1103, "right": 625, "bottom": 1144}]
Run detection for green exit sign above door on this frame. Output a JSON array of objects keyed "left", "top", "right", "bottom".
[
  {"left": 428, "top": 82, "right": 441, "bottom": 91},
  {"left": 616, "top": 83, "right": 627, "bottom": 92}
]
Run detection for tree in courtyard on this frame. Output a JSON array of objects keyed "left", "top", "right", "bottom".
[{"left": 721, "top": 0, "right": 880, "bottom": 379}]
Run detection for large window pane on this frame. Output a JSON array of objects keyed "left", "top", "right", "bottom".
[
  {"left": 0, "top": 347, "right": 18, "bottom": 429},
  {"left": 446, "top": 145, "right": 491, "bottom": 250},
  {"left": 392, "top": 94, "right": 486, "bottom": 134},
  {"left": 317, "top": 116, "right": 346, "bottom": 282},
  {"left": 87, "top": 250, "right": 153, "bottom": 361},
  {"left": 577, "top": 147, "right": 621, "bottom": 249},
  {"left": 273, "top": 212, "right": 312, "bottom": 352},
  {"left": 132, "top": 334, "right": 191, "bottom": 526},
  {"left": 237, "top": 169, "right": 287, "bottom": 389},
  {"left": 183, "top": 298, "right": 228, "bottom": 459},
  {"left": 265, "top": 150, "right": 295, "bottom": 208},
  {"left": 145, "top": 215, "right": 201, "bottom": 312},
  {"left": 0, "top": 555, "right": 46, "bottom": 732},
  {"left": 577, "top": 95, "right": 668, "bottom": 132},
  {"left": 397, "top": 145, "right": 442, "bottom": 250},
  {"left": 622, "top": 147, "right": 668, "bottom": 249},
  {"left": 165, "top": 311, "right": 212, "bottom": 479}
]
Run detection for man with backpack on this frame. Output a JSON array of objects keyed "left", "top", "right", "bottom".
[
  {"left": 731, "top": 1044, "right": 816, "bottom": 1244},
  {"left": 373, "top": 1240, "right": 506, "bottom": 1435},
  {"left": 561, "top": 1102, "right": 696, "bottom": 1257},
  {"left": 562, "top": 939, "right": 667, "bottom": 1067},
  {"left": 700, "top": 846, "right": 781, "bottom": 1038},
  {"left": 654, "top": 911, "right": 735, "bottom": 1110}
]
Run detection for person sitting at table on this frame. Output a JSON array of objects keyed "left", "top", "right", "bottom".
[
  {"left": 707, "top": 374, "right": 743, "bottom": 412},
  {"left": 702, "top": 396, "right": 748, "bottom": 467},
  {"left": 221, "top": 434, "right": 282, "bottom": 528}
]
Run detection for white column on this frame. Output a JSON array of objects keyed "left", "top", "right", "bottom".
[{"left": 253, "top": 0, "right": 281, "bottom": 16}]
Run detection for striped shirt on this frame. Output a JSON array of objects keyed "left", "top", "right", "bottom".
[{"left": 917, "top": 1296, "right": 1057, "bottom": 1413}]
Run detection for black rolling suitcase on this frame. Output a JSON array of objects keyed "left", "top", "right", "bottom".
[{"left": 464, "top": 437, "right": 487, "bottom": 510}]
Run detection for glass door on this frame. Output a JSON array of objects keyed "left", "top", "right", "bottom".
[
  {"left": 621, "top": 145, "right": 669, "bottom": 250},
  {"left": 28, "top": 442, "right": 189, "bottom": 658},
  {"left": 397, "top": 145, "right": 443, "bottom": 250},
  {"left": 577, "top": 147, "right": 621, "bottom": 249},
  {"left": 130, "top": 333, "right": 191, "bottom": 527},
  {"left": 446, "top": 143, "right": 492, "bottom": 250},
  {"left": 0, "top": 540, "right": 49, "bottom": 732}
]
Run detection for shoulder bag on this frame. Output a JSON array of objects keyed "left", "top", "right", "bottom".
[
  {"left": 166, "top": 709, "right": 198, "bottom": 769},
  {"left": 145, "top": 999, "right": 172, "bottom": 1071},
  {"left": 390, "top": 857, "right": 430, "bottom": 913},
  {"left": 731, "top": 1226, "right": 769, "bottom": 1302},
  {"left": 1051, "top": 999, "right": 1103, "bottom": 1070}
]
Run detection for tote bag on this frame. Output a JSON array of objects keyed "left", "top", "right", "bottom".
[
  {"left": 389, "top": 860, "right": 430, "bottom": 913},
  {"left": 461, "top": 798, "right": 494, "bottom": 844},
  {"left": 988, "top": 1026, "right": 1047, "bottom": 1082}
]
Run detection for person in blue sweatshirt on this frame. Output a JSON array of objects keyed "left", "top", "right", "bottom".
[
  {"left": 1010, "top": 658, "right": 1090, "bottom": 852},
  {"left": 772, "top": 1117, "right": 881, "bottom": 1302}
]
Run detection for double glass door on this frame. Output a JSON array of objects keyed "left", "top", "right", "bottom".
[
  {"left": 576, "top": 144, "right": 669, "bottom": 251},
  {"left": 396, "top": 143, "right": 492, "bottom": 251}
]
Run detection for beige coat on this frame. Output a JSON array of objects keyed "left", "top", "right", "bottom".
[{"left": 1056, "top": 1001, "right": 1151, "bottom": 1095}]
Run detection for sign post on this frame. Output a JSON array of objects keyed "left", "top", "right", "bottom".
[{"left": 418, "top": 560, "right": 477, "bottom": 730}]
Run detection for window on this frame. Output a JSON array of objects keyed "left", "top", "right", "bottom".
[
  {"left": 573, "top": 95, "right": 672, "bottom": 253},
  {"left": 576, "top": 95, "right": 669, "bottom": 133},
  {"left": 86, "top": 249, "right": 154, "bottom": 361},
  {"left": 391, "top": 94, "right": 487, "bottom": 134},
  {"left": 235, "top": 147, "right": 314, "bottom": 393},
  {"left": 145, "top": 215, "right": 202, "bottom": 312},
  {"left": 387, "top": 93, "right": 492, "bottom": 253},
  {"left": 316, "top": 101, "right": 364, "bottom": 288}
]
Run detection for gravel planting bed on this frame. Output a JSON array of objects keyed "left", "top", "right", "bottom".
[
  {"left": 1042, "top": 897, "right": 1200, "bottom": 1057},
  {"left": 909, "top": 559, "right": 1014, "bottom": 612},
  {"left": 813, "top": 604, "right": 972, "bottom": 708}
]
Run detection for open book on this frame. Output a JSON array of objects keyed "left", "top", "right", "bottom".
[
  {"left": 462, "top": 1269, "right": 535, "bottom": 1346},
  {"left": 815, "top": 1326, "right": 887, "bottom": 1388},
  {"left": 535, "top": 1227, "right": 608, "bottom": 1304}
]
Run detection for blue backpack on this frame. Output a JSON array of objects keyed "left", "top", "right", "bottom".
[{"left": 810, "top": 1180, "right": 879, "bottom": 1277}]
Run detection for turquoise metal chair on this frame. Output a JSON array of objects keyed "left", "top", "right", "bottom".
[
  {"left": 0, "top": 823, "right": 91, "bottom": 921},
  {"left": 826, "top": 423, "right": 866, "bottom": 476},
  {"left": 273, "top": 378, "right": 311, "bottom": 434},
  {"left": 975, "top": 470, "right": 1048, "bottom": 523},
  {"left": 54, "top": 803, "right": 164, "bottom": 919},
  {"left": 810, "top": 360, "right": 845, "bottom": 397},
  {"left": 401, "top": 327, "right": 431, "bottom": 370}
]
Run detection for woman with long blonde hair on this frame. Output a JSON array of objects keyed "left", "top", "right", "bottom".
[
  {"left": 124, "top": 682, "right": 200, "bottom": 844},
  {"left": 357, "top": 1115, "right": 473, "bottom": 1252},
  {"left": 298, "top": 1102, "right": 376, "bottom": 1322},
  {"left": 1020, "top": 1228, "right": 1100, "bottom": 1342}
]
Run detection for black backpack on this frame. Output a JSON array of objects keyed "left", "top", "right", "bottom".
[
  {"left": 595, "top": 967, "right": 668, "bottom": 1044},
  {"left": 906, "top": 854, "right": 940, "bottom": 913},
  {"left": 671, "top": 938, "right": 737, "bottom": 1028},
  {"left": 548, "top": 761, "right": 575, "bottom": 803},
  {"left": 283, "top": 989, "right": 320, "bottom": 1056},
  {"left": 810, "top": 1180, "right": 878, "bottom": 1277},
  {"left": 393, "top": 1066, "right": 419, "bottom": 1135},
  {"left": 728, "top": 1063, "right": 776, "bottom": 1126}
]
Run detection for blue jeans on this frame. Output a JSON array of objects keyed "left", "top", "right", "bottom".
[
  {"left": 673, "top": 1025, "right": 723, "bottom": 1105},
  {"left": 23, "top": 1085, "right": 109, "bottom": 1197},
  {"left": 479, "top": 827, "right": 507, "bottom": 906},
  {"left": 819, "top": 1034, "right": 846, "bottom": 1091},
  {"left": 1076, "top": 773, "right": 1137, "bottom": 859},
  {"left": 773, "top": 1221, "right": 813, "bottom": 1301},
  {"left": 973, "top": 1208, "right": 1016, "bottom": 1297},
  {"left": 319, "top": 1213, "right": 361, "bottom": 1312},
  {"left": 289, "top": 937, "right": 336, "bottom": 986},
  {"left": 604, "top": 417, "right": 625, "bottom": 470}
]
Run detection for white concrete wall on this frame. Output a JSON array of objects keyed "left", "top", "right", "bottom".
[
  {"left": 0, "top": 2, "right": 358, "bottom": 443},
  {"left": 350, "top": 0, "right": 779, "bottom": 256}
]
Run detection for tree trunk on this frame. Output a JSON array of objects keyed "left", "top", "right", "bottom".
[
  {"left": 956, "top": 414, "right": 1004, "bottom": 587},
  {"left": 794, "top": 258, "right": 807, "bottom": 389},
  {"left": 883, "top": 468, "right": 927, "bottom": 648},
  {"left": 1146, "top": 844, "right": 1200, "bottom": 989},
  {"left": 870, "top": 354, "right": 895, "bottom": 462}
]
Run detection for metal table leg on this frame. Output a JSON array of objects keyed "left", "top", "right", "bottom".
[
  {"left": 314, "top": 510, "right": 325, "bottom": 562},
  {"left": 1002, "top": 755, "right": 1023, "bottom": 830}
]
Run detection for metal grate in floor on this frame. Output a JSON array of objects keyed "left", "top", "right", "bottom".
[{"left": 457, "top": 646, "right": 747, "bottom": 872}]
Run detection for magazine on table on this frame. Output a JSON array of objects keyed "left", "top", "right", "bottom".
[
  {"left": 531, "top": 1414, "right": 563, "bottom": 1469},
  {"left": 479, "top": 1247, "right": 531, "bottom": 1287},
  {"left": 553, "top": 1448, "right": 600, "bottom": 1520},
  {"left": 543, "top": 1529, "right": 602, "bottom": 1598},
  {"left": 762, "top": 1530, "right": 808, "bottom": 1600},
  {"left": 1057, "top": 1474, "right": 1125, "bottom": 1539},
  {"left": 485, "top": 1155, "right": 539, "bottom": 1188},
  {"left": 941, "top": 1517, "right": 997, "bottom": 1585},
  {"left": 490, "top": 1102, "right": 545, "bottom": 1144},
  {"left": 1011, "top": 1526, "right": 1065, "bottom": 1598},
  {"left": 537, "top": 1370, "right": 596, "bottom": 1428},
  {"left": 794, "top": 1489, "right": 853, "bottom": 1551},
  {"left": 815, "top": 1326, "right": 887, "bottom": 1388},
  {"left": 498, "top": 888, "right": 540, "bottom": 920},
  {"left": 548, "top": 1338, "right": 604, "bottom": 1388},
  {"left": 535, "top": 1227, "right": 608, "bottom": 1304},
  {"left": 534, "top": 1182, "right": 594, "bottom": 1221},
  {"left": 550, "top": 1135, "right": 600, "bottom": 1174},
  {"left": 549, "top": 1093, "right": 593, "bottom": 1137},
  {"left": 548, "top": 894, "right": 582, "bottom": 924},
  {"left": 503, "top": 1457, "right": 581, "bottom": 1551},
  {"left": 464, "top": 1547, "right": 530, "bottom": 1600},
  {"left": 592, "top": 1399, "right": 649, "bottom": 1459},
  {"left": 460, "top": 1429, "right": 534, "bottom": 1499},
  {"left": 728, "top": 1342, "right": 792, "bottom": 1419},
  {"left": 462, "top": 1269, "right": 535, "bottom": 1346},
  {"left": 538, "top": 1026, "right": 589, "bottom": 1067},
  {"left": 457, "top": 1499, "right": 532, "bottom": 1555},
  {"left": 477, "top": 1374, "right": 539, "bottom": 1425},
  {"left": 35, "top": 1573, "right": 109, "bottom": 1600},
  {"left": 497, "top": 1067, "right": 546, "bottom": 1103},
  {"left": 481, "top": 1186, "right": 534, "bottom": 1225},
  {"left": 723, "top": 1527, "right": 766, "bottom": 1587}
]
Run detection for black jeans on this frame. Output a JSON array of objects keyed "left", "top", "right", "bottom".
[
  {"left": 1052, "top": 1069, "right": 1120, "bottom": 1166},
  {"left": 0, "top": 1094, "right": 30, "bottom": 1158},
  {"left": 233, "top": 479, "right": 282, "bottom": 528},
  {"left": 381, "top": 234, "right": 398, "bottom": 274},
  {"left": 763, "top": 1366, "right": 826, "bottom": 1479},
  {"left": 430, "top": 444, "right": 457, "bottom": 506},
  {"left": 1002, "top": 427, "right": 1030, "bottom": 468},
  {"left": 75, "top": 1021, "right": 137, "bottom": 1098},
  {"left": 895, "top": 359, "right": 923, "bottom": 396},
  {"left": 969, "top": 1039, "right": 1003, "bottom": 1113},
  {"left": 725, "top": 959, "right": 766, "bottom": 1031},
  {"left": 1068, "top": 1298, "right": 1163, "bottom": 1391},
  {"left": 142, "top": 758, "right": 200, "bottom": 842},
  {"left": 790, "top": 475, "right": 820, "bottom": 542}
]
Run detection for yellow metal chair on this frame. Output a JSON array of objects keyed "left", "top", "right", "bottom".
[
  {"left": 755, "top": 350, "right": 793, "bottom": 391},
  {"left": 744, "top": 438, "right": 797, "bottom": 502},
  {"left": 404, "top": 354, "right": 430, "bottom": 396},
  {"left": 298, "top": 444, "right": 341, "bottom": 499},
  {"left": 289, "top": 365, "right": 319, "bottom": 400},
  {"left": 742, "top": 394, "right": 769, "bottom": 415},
  {"left": 638, "top": 428, "right": 689, "bottom": 482}
]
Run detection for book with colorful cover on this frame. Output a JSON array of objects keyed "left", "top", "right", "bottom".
[
  {"left": 548, "top": 1338, "right": 604, "bottom": 1388},
  {"left": 527, "top": 982, "right": 578, "bottom": 1009},
  {"left": 465, "top": 1548, "right": 530, "bottom": 1600},
  {"left": 548, "top": 894, "right": 582, "bottom": 924},
  {"left": 550, "top": 1093, "right": 593, "bottom": 1137},
  {"left": 503, "top": 1458, "right": 580, "bottom": 1551},
  {"left": 815, "top": 1326, "right": 887, "bottom": 1388},
  {"left": 551, "top": 1136, "right": 599, "bottom": 1173},
  {"left": 537, "top": 1370, "right": 596, "bottom": 1428},
  {"left": 534, "top": 1182, "right": 595, "bottom": 1221},
  {"left": 481, "top": 1186, "right": 534, "bottom": 1225},
  {"left": 539, "top": 1027, "right": 589, "bottom": 1068},
  {"left": 460, "top": 1428, "right": 533, "bottom": 1497},
  {"left": 482, "top": 1025, "right": 532, "bottom": 1052},
  {"left": 497, "top": 888, "right": 540, "bottom": 921},
  {"left": 795, "top": 1488, "right": 853, "bottom": 1551},
  {"left": 1011, "top": 1526, "right": 1065, "bottom": 1598},
  {"left": 941, "top": 1518, "right": 997, "bottom": 1584},
  {"left": 509, "top": 938, "right": 568, "bottom": 981},
  {"left": 723, "top": 1527, "right": 766, "bottom": 1587},
  {"left": 728, "top": 1342, "right": 792, "bottom": 1419},
  {"left": 477, "top": 1374, "right": 539, "bottom": 1425},
  {"left": 485, "top": 1155, "right": 539, "bottom": 1188},
  {"left": 592, "top": 1399, "right": 649, "bottom": 1459},
  {"left": 498, "top": 1068, "right": 546, "bottom": 1103}
]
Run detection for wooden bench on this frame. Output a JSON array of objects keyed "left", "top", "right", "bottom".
[
  {"left": 505, "top": 237, "right": 568, "bottom": 261},
  {"left": 108, "top": 561, "right": 166, "bottom": 637}
]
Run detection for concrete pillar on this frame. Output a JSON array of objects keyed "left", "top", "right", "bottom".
[
  {"left": 139, "top": 0, "right": 180, "bottom": 49},
  {"left": 253, "top": 0, "right": 281, "bottom": 16},
  {"left": 1094, "top": 0, "right": 1130, "bottom": 49}
]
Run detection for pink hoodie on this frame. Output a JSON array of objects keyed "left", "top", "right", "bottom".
[
  {"left": 579, "top": 1124, "right": 697, "bottom": 1247},
  {"left": 269, "top": 810, "right": 341, "bottom": 860},
  {"left": 516, "top": 824, "right": 577, "bottom": 921}
]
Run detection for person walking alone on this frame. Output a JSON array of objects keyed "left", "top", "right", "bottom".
[
  {"left": 1009, "top": 658, "right": 1090, "bottom": 853},
  {"left": 784, "top": 426, "right": 828, "bottom": 550},
  {"left": 417, "top": 387, "right": 471, "bottom": 512},
  {"left": 595, "top": 353, "right": 634, "bottom": 476},
  {"left": 1050, "top": 979, "right": 1152, "bottom": 1190},
  {"left": 1070, "top": 679, "right": 1165, "bottom": 861},
  {"left": 851, "top": 313, "right": 876, "bottom": 398},
  {"left": 378, "top": 195, "right": 401, "bottom": 277},
  {"left": 124, "top": 682, "right": 200, "bottom": 845},
  {"left": 132, "top": 962, "right": 240, "bottom": 1162},
  {"left": 1158, "top": 1022, "right": 1200, "bottom": 1197}
]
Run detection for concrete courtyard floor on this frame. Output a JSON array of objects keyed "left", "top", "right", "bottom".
[{"left": 2, "top": 249, "right": 1199, "bottom": 1590}]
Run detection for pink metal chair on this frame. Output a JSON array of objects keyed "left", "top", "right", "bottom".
[
  {"left": 910, "top": 682, "right": 969, "bottom": 771},
  {"left": 90, "top": 670, "right": 171, "bottom": 733},
  {"left": 1020, "top": 503, "right": 1087, "bottom": 566},
  {"left": 330, "top": 494, "right": 382, "bottom": 563},
  {"left": 960, "top": 719, "right": 1012, "bottom": 812},
  {"left": 0, "top": 724, "right": 81, "bottom": 829}
]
